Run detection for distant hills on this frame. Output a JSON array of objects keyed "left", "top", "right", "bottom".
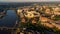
[{"left": 0, "top": 1, "right": 60, "bottom": 5}]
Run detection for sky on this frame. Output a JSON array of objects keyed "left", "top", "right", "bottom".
[{"left": 0, "top": 0, "right": 60, "bottom": 2}]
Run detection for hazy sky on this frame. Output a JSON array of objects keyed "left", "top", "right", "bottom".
[{"left": 0, "top": 0, "right": 60, "bottom": 2}]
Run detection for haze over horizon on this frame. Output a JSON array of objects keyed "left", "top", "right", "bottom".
[{"left": 0, "top": 0, "right": 60, "bottom": 2}]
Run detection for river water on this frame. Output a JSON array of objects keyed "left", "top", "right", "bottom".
[
  {"left": 0, "top": 10, "right": 17, "bottom": 34},
  {"left": 0, "top": 10, "right": 17, "bottom": 27}
]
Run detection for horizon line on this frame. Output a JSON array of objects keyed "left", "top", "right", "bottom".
[{"left": 0, "top": 1, "right": 60, "bottom": 3}]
